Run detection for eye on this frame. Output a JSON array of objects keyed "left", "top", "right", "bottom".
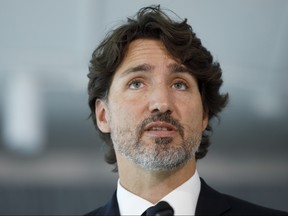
[
  {"left": 172, "top": 81, "right": 188, "bottom": 90},
  {"left": 128, "top": 79, "right": 145, "bottom": 89}
]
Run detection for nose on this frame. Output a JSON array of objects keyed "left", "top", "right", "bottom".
[{"left": 148, "top": 85, "right": 173, "bottom": 114}]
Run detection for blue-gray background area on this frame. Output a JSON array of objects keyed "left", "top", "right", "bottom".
[{"left": 0, "top": 0, "right": 287, "bottom": 215}]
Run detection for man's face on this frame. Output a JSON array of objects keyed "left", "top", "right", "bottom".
[{"left": 96, "top": 39, "right": 208, "bottom": 171}]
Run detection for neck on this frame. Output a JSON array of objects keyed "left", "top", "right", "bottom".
[{"left": 117, "top": 154, "right": 196, "bottom": 204}]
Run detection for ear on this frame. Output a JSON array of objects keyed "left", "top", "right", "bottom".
[
  {"left": 202, "top": 111, "right": 209, "bottom": 132},
  {"left": 95, "top": 99, "right": 111, "bottom": 133}
]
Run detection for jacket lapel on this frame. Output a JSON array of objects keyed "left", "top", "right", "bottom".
[{"left": 195, "top": 178, "right": 230, "bottom": 216}]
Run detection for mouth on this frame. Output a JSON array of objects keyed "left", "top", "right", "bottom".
[
  {"left": 144, "top": 121, "right": 177, "bottom": 137},
  {"left": 148, "top": 127, "right": 173, "bottom": 131}
]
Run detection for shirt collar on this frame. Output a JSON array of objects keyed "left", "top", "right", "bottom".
[{"left": 117, "top": 170, "right": 201, "bottom": 215}]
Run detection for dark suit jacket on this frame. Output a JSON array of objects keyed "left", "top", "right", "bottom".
[{"left": 85, "top": 178, "right": 287, "bottom": 215}]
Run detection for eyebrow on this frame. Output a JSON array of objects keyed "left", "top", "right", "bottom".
[
  {"left": 121, "top": 64, "right": 153, "bottom": 77},
  {"left": 167, "top": 63, "right": 190, "bottom": 73},
  {"left": 120, "top": 63, "right": 190, "bottom": 77}
]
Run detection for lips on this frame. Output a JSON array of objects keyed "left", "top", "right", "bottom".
[
  {"left": 145, "top": 121, "right": 176, "bottom": 131},
  {"left": 149, "top": 127, "right": 172, "bottom": 131},
  {"left": 144, "top": 121, "right": 177, "bottom": 137}
]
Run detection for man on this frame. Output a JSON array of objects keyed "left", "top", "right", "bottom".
[{"left": 85, "top": 5, "right": 287, "bottom": 216}]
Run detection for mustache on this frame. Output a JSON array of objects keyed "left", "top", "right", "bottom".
[{"left": 138, "top": 111, "right": 184, "bottom": 137}]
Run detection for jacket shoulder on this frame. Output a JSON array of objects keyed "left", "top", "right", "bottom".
[
  {"left": 197, "top": 178, "right": 288, "bottom": 216},
  {"left": 223, "top": 194, "right": 288, "bottom": 216}
]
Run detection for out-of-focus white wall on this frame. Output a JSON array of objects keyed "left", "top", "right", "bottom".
[{"left": 0, "top": 0, "right": 287, "bottom": 215}]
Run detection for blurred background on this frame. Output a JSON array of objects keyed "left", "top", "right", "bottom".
[{"left": 0, "top": 0, "right": 287, "bottom": 215}]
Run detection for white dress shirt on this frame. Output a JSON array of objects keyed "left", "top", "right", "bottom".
[{"left": 117, "top": 170, "right": 201, "bottom": 215}]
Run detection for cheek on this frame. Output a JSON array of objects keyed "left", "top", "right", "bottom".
[
  {"left": 110, "top": 92, "right": 146, "bottom": 115},
  {"left": 109, "top": 102, "right": 139, "bottom": 127},
  {"left": 180, "top": 102, "right": 205, "bottom": 129}
]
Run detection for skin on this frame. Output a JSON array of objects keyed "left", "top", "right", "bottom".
[{"left": 95, "top": 39, "right": 208, "bottom": 204}]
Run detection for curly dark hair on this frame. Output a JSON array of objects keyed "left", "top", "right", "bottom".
[{"left": 88, "top": 5, "right": 228, "bottom": 170}]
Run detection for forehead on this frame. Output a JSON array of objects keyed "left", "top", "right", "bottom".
[
  {"left": 125, "top": 39, "right": 172, "bottom": 57},
  {"left": 116, "top": 39, "right": 179, "bottom": 72}
]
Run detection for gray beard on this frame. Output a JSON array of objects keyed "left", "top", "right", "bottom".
[
  {"left": 110, "top": 111, "right": 202, "bottom": 171},
  {"left": 112, "top": 129, "right": 201, "bottom": 171}
]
